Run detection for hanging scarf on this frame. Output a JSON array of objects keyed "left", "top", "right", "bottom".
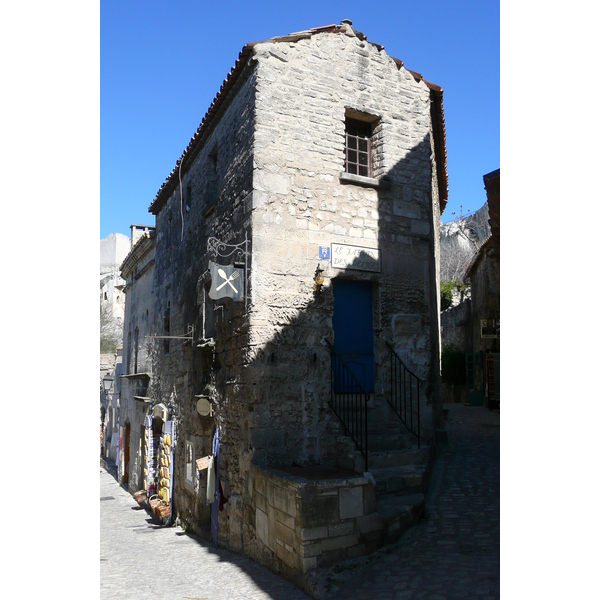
[{"left": 206, "top": 455, "right": 215, "bottom": 503}]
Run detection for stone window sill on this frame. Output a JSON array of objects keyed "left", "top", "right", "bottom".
[{"left": 339, "top": 172, "right": 392, "bottom": 189}]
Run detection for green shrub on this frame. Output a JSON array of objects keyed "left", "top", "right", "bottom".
[
  {"left": 100, "top": 336, "right": 118, "bottom": 354},
  {"left": 440, "top": 280, "right": 470, "bottom": 311},
  {"left": 440, "top": 281, "right": 454, "bottom": 311}
]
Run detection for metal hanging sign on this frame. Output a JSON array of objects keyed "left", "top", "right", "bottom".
[
  {"left": 209, "top": 261, "right": 244, "bottom": 301},
  {"left": 207, "top": 233, "right": 249, "bottom": 307}
]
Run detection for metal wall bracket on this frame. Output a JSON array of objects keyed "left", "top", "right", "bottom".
[
  {"left": 207, "top": 232, "right": 250, "bottom": 309},
  {"left": 146, "top": 324, "right": 195, "bottom": 342}
]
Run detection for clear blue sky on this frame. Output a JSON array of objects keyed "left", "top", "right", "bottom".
[{"left": 100, "top": 0, "right": 499, "bottom": 238}]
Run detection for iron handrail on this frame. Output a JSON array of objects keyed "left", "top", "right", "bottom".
[
  {"left": 326, "top": 340, "right": 369, "bottom": 471},
  {"left": 385, "top": 341, "right": 421, "bottom": 448}
]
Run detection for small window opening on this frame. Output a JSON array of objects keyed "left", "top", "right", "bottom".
[
  {"left": 134, "top": 327, "right": 139, "bottom": 374},
  {"left": 345, "top": 117, "right": 373, "bottom": 178},
  {"left": 127, "top": 331, "right": 132, "bottom": 374}
]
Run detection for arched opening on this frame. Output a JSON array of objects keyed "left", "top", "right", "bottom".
[{"left": 147, "top": 416, "right": 164, "bottom": 496}]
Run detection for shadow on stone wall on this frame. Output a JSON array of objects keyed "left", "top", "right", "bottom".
[{"left": 221, "top": 135, "right": 442, "bottom": 470}]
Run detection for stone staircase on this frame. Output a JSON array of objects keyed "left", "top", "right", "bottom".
[
  {"left": 368, "top": 402, "right": 433, "bottom": 545},
  {"left": 331, "top": 399, "right": 433, "bottom": 547}
]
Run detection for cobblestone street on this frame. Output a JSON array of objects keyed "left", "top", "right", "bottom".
[
  {"left": 100, "top": 469, "right": 311, "bottom": 600},
  {"left": 315, "top": 403, "right": 500, "bottom": 599},
  {"left": 101, "top": 403, "right": 499, "bottom": 599}
]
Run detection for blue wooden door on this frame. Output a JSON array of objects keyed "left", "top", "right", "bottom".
[{"left": 332, "top": 279, "right": 374, "bottom": 392}]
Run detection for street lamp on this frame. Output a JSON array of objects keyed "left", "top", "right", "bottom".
[{"left": 102, "top": 374, "right": 114, "bottom": 393}]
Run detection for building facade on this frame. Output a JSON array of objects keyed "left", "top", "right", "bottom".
[
  {"left": 118, "top": 225, "right": 157, "bottom": 491},
  {"left": 100, "top": 232, "right": 129, "bottom": 325},
  {"left": 120, "top": 20, "right": 448, "bottom": 585},
  {"left": 464, "top": 169, "right": 500, "bottom": 408}
]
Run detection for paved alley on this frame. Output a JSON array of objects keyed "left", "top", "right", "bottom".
[
  {"left": 101, "top": 402, "right": 499, "bottom": 600},
  {"left": 100, "top": 468, "right": 311, "bottom": 600},
  {"left": 313, "top": 403, "right": 500, "bottom": 599}
]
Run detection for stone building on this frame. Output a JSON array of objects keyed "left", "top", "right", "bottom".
[
  {"left": 100, "top": 232, "right": 129, "bottom": 326},
  {"left": 464, "top": 169, "right": 500, "bottom": 408},
  {"left": 127, "top": 20, "right": 448, "bottom": 589},
  {"left": 117, "top": 225, "right": 157, "bottom": 490}
]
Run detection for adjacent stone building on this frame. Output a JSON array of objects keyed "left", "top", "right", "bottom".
[
  {"left": 464, "top": 169, "right": 500, "bottom": 408},
  {"left": 120, "top": 20, "right": 448, "bottom": 588},
  {"left": 118, "top": 225, "right": 157, "bottom": 490},
  {"left": 100, "top": 232, "right": 129, "bottom": 325}
]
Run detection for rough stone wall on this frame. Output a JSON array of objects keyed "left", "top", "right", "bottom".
[
  {"left": 441, "top": 299, "right": 473, "bottom": 352},
  {"left": 119, "top": 234, "right": 156, "bottom": 491},
  {"left": 216, "top": 28, "right": 443, "bottom": 554},
  {"left": 248, "top": 463, "right": 377, "bottom": 586},
  {"left": 145, "top": 25, "right": 443, "bottom": 564},
  {"left": 470, "top": 249, "right": 500, "bottom": 354},
  {"left": 245, "top": 27, "right": 438, "bottom": 462},
  {"left": 149, "top": 62, "right": 258, "bottom": 532}
]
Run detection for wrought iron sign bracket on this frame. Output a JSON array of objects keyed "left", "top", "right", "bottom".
[
  {"left": 207, "top": 232, "right": 250, "bottom": 309},
  {"left": 146, "top": 324, "right": 195, "bottom": 343}
]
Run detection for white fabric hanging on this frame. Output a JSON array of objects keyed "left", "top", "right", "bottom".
[{"left": 206, "top": 455, "right": 215, "bottom": 503}]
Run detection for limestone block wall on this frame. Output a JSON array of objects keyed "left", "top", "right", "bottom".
[
  {"left": 119, "top": 235, "right": 156, "bottom": 491},
  {"left": 244, "top": 27, "right": 440, "bottom": 476},
  {"left": 441, "top": 298, "right": 472, "bottom": 353},
  {"left": 143, "top": 24, "right": 443, "bottom": 561},
  {"left": 245, "top": 463, "right": 378, "bottom": 587},
  {"left": 149, "top": 63, "right": 258, "bottom": 532},
  {"left": 122, "top": 248, "right": 155, "bottom": 376}
]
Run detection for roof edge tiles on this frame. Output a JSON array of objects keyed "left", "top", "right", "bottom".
[
  {"left": 148, "top": 22, "right": 448, "bottom": 216},
  {"left": 120, "top": 230, "right": 156, "bottom": 278}
]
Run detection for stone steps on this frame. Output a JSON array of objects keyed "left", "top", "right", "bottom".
[
  {"left": 377, "top": 493, "right": 425, "bottom": 544},
  {"left": 368, "top": 446, "right": 431, "bottom": 468},
  {"left": 370, "top": 462, "right": 429, "bottom": 495},
  {"left": 366, "top": 408, "right": 432, "bottom": 547},
  {"left": 317, "top": 399, "right": 433, "bottom": 579},
  {"left": 368, "top": 430, "right": 416, "bottom": 451},
  {"left": 329, "top": 396, "right": 432, "bottom": 548}
]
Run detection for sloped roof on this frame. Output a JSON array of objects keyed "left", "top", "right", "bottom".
[
  {"left": 120, "top": 229, "right": 156, "bottom": 279},
  {"left": 148, "top": 21, "right": 448, "bottom": 216},
  {"left": 464, "top": 234, "right": 492, "bottom": 280}
]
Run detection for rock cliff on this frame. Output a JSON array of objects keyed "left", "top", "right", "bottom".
[{"left": 440, "top": 204, "right": 490, "bottom": 282}]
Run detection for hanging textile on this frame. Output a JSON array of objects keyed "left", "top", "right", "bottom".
[
  {"left": 206, "top": 455, "right": 215, "bottom": 503},
  {"left": 210, "top": 427, "right": 220, "bottom": 548}
]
